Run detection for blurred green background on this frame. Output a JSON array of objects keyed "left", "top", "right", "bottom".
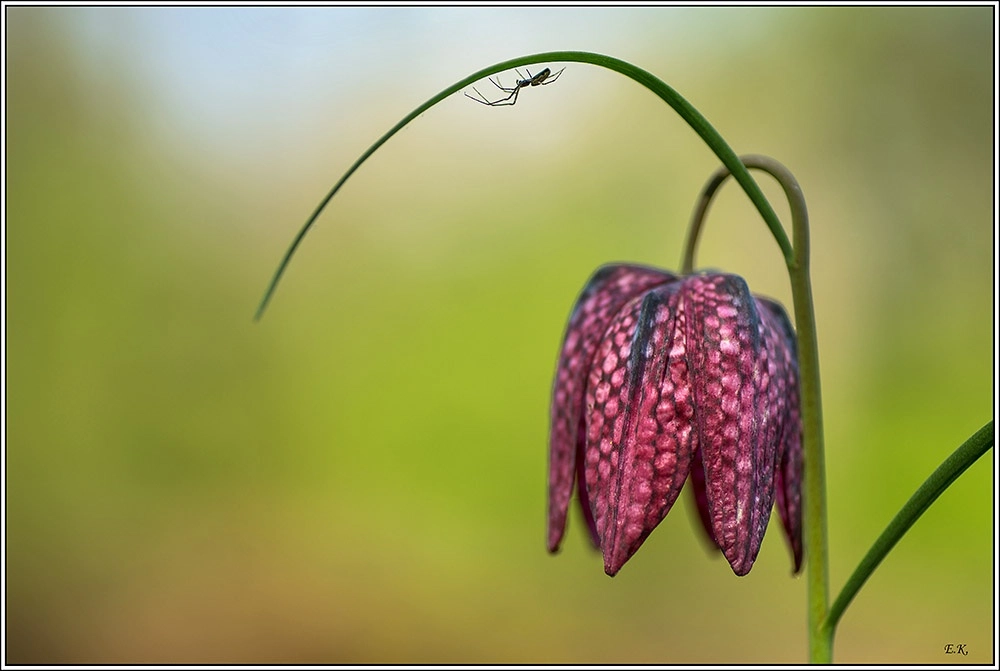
[{"left": 5, "top": 6, "right": 994, "bottom": 665}]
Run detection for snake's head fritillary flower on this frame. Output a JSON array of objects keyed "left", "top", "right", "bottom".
[{"left": 547, "top": 264, "right": 803, "bottom": 577}]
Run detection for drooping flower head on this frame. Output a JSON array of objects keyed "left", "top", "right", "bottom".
[{"left": 548, "top": 264, "right": 802, "bottom": 577}]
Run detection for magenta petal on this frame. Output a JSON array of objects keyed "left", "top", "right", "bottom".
[
  {"left": 549, "top": 263, "right": 803, "bottom": 578},
  {"left": 774, "top": 426, "right": 803, "bottom": 573},
  {"left": 758, "top": 298, "right": 803, "bottom": 573},
  {"left": 548, "top": 265, "right": 677, "bottom": 553},
  {"left": 575, "top": 440, "right": 601, "bottom": 549},
  {"left": 687, "top": 447, "right": 720, "bottom": 551},
  {"left": 582, "top": 284, "right": 696, "bottom": 575},
  {"left": 684, "top": 274, "right": 780, "bottom": 576}
]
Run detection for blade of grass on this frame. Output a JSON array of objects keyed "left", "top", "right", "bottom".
[
  {"left": 822, "top": 420, "right": 994, "bottom": 645},
  {"left": 254, "top": 50, "right": 793, "bottom": 321}
]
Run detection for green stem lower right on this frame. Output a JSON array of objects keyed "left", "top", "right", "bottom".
[{"left": 821, "top": 420, "right": 994, "bottom": 645}]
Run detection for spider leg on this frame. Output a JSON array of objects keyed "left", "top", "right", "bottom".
[
  {"left": 465, "top": 83, "right": 518, "bottom": 106},
  {"left": 493, "top": 86, "right": 521, "bottom": 107},
  {"left": 497, "top": 86, "right": 522, "bottom": 105},
  {"left": 490, "top": 76, "right": 518, "bottom": 93},
  {"left": 486, "top": 85, "right": 520, "bottom": 106},
  {"left": 539, "top": 67, "right": 565, "bottom": 85},
  {"left": 464, "top": 86, "right": 496, "bottom": 105}
]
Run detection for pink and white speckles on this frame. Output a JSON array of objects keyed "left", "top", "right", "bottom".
[
  {"left": 602, "top": 351, "right": 619, "bottom": 374},
  {"left": 582, "top": 285, "right": 697, "bottom": 576},
  {"left": 548, "top": 265, "right": 677, "bottom": 553},
  {"left": 684, "top": 275, "right": 780, "bottom": 575},
  {"left": 758, "top": 297, "right": 803, "bottom": 573},
  {"left": 548, "top": 265, "right": 802, "bottom": 578},
  {"left": 682, "top": 277, "right": 801, "bottom": 576}
]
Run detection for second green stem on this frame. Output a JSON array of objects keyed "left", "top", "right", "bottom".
[{"left": 683, "top": 156, "right": 830, "bottom": 662}]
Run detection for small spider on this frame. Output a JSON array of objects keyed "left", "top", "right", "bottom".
[{"left": 464, "top": 67, "right": 565, "bottom": 107}]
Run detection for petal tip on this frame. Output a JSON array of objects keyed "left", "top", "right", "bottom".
[{"left": 729, "top": 559, "right": 754, "bottom": 577}]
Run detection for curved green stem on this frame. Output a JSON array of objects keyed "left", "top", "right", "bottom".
[
  {"left": 254, "top": 51, "right": 793, "bottom": 320},
  {"left": 683, "top": 156, "right": 829, "bottom": 662},
  {"left": 681, "top": 154, "right": 807, "bottom": 274},
  {"left": 681, "top": 164, "right": 730, "bottom": 274},
  {"left": 821, "top": 420, "right": 994, "bottom": 643}
]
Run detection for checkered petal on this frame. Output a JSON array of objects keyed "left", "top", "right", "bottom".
[
  {"left": 582, "top": 283, "right": 696, "bottom": 575},
  {"left": 548, "top": 265, "right": 677, "bottom": 553}
]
